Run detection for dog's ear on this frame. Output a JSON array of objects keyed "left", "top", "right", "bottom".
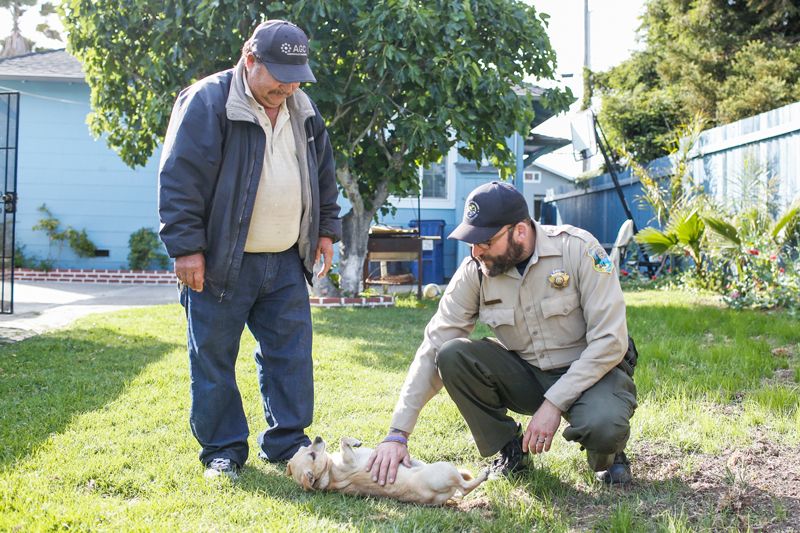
[
  {"left": 301, "top": 470, "right": 315, "bottom": 490},
  {"left": 285, "top": 463, "right": 293, "bottom": 476}
]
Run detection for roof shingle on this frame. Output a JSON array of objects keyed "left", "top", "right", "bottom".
[{"left": 0, "top": 49, "right": 85, "bottom": 82}]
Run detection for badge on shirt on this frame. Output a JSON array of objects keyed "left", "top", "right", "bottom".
[
  {"left": 588, "top": 244, "right": 614, "bottom": 274},
  {"left": 548, "top": 269, "right": 570, "bottom": 289}
]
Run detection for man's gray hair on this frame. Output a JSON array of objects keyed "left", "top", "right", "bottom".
[{"left": 241, "top": 39, "right": 256, "bottom": 61}]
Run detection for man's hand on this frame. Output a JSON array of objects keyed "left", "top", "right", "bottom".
[
  {"left": 175, "top": 253, "right": 205, "bottom": 292},
  {"left": 365, "top": 441, "right": 412, "bottom": 486},
  {"left": 315, "top": 236, "right": 334, "bottom": 278},
  {"left": 522, "top": 399, "right": 562, "bottom": 454}
]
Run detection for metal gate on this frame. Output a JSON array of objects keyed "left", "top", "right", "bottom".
[{"left": 0, "top": 92, "right": 19, "bottom": 314}]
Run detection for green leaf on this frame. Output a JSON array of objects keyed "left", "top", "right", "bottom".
[
  {"left": 771, "top": 204, "right": 799, "bottom": 241},
  {"left": 702, "top": 215, "right": 741, "bottom": 246},
  {"left": 634, "top": 227, "right": 677, "bottom": 255}
]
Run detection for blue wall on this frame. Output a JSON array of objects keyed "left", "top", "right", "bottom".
[{"left": 6, "top": 80, "right": 162, "bottom": 269}]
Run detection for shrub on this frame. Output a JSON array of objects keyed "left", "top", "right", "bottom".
[
  {"left": 14, "top": 243, "right": 55, "bottom": 271},
  {"left": 128, "top": 228, "right": 169, "bottom": 270},
  {"left": 32, "top": 204, "right": 97, "bottom": 258}
]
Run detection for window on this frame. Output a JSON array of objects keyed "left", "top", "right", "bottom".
[
  {"left": 524, "top": 171, "right": 541, "bottom": 183},
  {"left": 388, "top": 145, "right": 456, "bottom": 209},
  {"left": 421, "top": 159, "right": 447, "bottom": 199}
]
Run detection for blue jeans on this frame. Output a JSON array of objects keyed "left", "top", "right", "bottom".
[{"left": 181, "top": 249, "right": 313, "bottom": 467}]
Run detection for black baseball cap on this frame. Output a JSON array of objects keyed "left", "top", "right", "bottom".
[
  {"left": 250, "top": 20, "right": 316, "bottom": 83},
  {"left": 448, "top": 181, "right": 530, "bottom": 244}
]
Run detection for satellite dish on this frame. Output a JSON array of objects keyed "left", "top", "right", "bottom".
[{"left": 570, "top": 110, "right": 597, "bottom": 161}]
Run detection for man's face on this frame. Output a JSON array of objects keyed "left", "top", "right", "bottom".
[
  {"left": 471, "top": 224, "right": 527, "bottom": 277},
  {"left": 245, "top": 54, "right": 300, "bottom": 109}
]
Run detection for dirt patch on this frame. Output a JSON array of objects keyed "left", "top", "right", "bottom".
[
  {"left": 454, "top": 495, "right": 494, "bottom": 518},
  {"left": 634, "top": 437, "right": 800, "bottom": 531}
]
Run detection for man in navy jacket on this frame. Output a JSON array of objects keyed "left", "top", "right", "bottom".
[{"left": 158, "top": 20, "right": 341, "bottom": 480}]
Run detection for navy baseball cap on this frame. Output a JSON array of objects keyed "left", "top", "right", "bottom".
[
  {"left": 448, "top": 181, "right": 530, "bottom": 244},
  {"left": 251, "top": 20, "right": 316, "bottom": 83}
]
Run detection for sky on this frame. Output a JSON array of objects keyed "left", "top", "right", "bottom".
[
  {"left": 527, "top": 0, "right": 647, "bottom": 176},
  {"left": 0, "top": 2, "right": 63, "bottom": 50}
]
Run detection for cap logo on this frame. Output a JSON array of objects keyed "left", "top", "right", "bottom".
[
  {"left": 280, "top": 43, "right": 307, "bottom": 56},
  {"left": 466, "top": 201, "right": 480, "bottom": 220}
]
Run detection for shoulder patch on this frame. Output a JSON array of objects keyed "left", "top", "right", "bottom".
[{"left": 587, "top": 244, "right": 614, "bottom": 274}]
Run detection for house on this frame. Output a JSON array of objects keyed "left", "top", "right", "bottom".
[
  {"left": 0, "top": 49, "right": 574, "bottom": 283},
  {"left": 521, "top": 159, "right": 574, "bottom": 221},
  {"left": 0, "top": 49, "right": 163, "bottom": 270}
]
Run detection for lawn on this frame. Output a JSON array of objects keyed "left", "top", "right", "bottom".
[{"left": 1, "top": 290, "right": 798, "bottom": 531}]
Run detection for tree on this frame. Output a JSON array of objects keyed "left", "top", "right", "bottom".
[
  {"left": 595, "top": 0, "right": 800, "bottom": 162},
  {"left": 62, "top": 0, "right": 570, "bottom": 294}
]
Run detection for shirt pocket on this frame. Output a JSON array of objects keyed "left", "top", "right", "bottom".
[
  {"left": 539, "top": 291, "right": 586, "bottom": 348},
  {"left": 478, "top": 307, "right": 527, "bottom": 351}
]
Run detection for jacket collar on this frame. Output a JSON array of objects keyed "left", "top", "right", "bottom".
[
  {"left": 533, "top": 219, "right": 562, "bottom": 258},
  {"left": 226, "top": 58, "right": 315, "bottom": 123}
]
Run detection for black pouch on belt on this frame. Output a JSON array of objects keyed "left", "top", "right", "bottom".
[{"left": 616, "top": 336, "right": 639, "bottom": 378}]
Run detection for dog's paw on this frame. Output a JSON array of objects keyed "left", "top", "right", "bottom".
[{"left": 340, "top": 437, "right": 362, "bottom": 448}]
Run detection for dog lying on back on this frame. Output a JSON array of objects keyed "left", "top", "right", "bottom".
[{"left": 286, "top": 436, "right": 488, "bottom": 505}]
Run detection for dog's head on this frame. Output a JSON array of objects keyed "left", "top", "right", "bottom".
[{"left": 286, "top": 436, "right": 331, "bottom": 490}]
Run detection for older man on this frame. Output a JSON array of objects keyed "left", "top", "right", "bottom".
[
  {"left": 367, "top": 181, "right": 636, "bottom": 485},
  {"left": 158, "top": 20, "right": 341, "bottom": 480}
]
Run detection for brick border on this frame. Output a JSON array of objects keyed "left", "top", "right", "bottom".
[
  {"left": 308, "top": 295, "right": 394, "bottom": 308},
  {"left": 14, "top": 268, "right": 175, "bottom": 284},
  {"left": 13, "top": 269, "right": 396, "bottom": 307}
]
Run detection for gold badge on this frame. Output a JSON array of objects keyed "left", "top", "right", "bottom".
[{"left": 548, "top": 270, "right": 570, "bottom": 289}]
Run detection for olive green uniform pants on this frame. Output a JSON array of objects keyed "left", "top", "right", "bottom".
[{"left": 435, "top": 338, "right": 637, "bottom": 471}]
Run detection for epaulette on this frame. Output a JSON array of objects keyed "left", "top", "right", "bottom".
[{"left": 540, "top": 224, "right": 595, "bottom": 244}]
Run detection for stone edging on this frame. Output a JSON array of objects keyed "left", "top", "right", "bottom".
[
  {"left": 14, "top": 268, "right": 175, "bottom": 284},
  {"left": 13, "top": 269, "right": 396, "bottom": 308},
  {"left": 308, "top": 296, "right": 394, "bottom": 308}
]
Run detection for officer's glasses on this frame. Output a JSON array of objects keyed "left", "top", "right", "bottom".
[{"left": 474, "top": 225, "right": 512, "bottom": 251}]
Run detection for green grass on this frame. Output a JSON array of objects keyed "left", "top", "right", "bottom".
[{"left": 1, "top": 290, "right": 798, "bottom": 531}]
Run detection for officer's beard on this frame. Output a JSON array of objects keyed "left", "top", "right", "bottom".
[{"left": 474, "top": 231, "right": 527, "bottom": 278}]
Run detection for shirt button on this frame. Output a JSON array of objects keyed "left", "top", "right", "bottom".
[{"left": 533, "top": 331, "right": 538, "bottom": 336}]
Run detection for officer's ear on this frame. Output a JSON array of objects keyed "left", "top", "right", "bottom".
[{"left": 513, "top": 220, "right": 529, "bottom": 240}]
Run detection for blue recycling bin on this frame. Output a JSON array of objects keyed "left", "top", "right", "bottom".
[{"left": 409, "top": 219, "right": 445, "bottom": 284}]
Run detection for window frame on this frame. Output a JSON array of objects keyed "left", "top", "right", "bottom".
[{"left": 389, "top": 144, "right": 457, "bottom": 209}]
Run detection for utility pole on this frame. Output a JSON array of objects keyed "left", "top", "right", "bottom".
[{"left": 581, "top": 0, "right": 591, "bottom": 173}]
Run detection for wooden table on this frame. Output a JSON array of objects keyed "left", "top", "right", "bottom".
[{"left": 362, "top": 230, "right": 422, "bottom": 299}]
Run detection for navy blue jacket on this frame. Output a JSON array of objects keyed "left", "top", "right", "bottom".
[{"left": 158, "top": 63, "right": 341, "bottom": 299}]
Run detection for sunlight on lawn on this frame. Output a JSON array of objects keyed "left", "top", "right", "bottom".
[{"left": 0, "top": 290, "right": 797, "bottom": 531}]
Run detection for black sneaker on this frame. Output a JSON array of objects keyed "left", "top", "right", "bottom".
[
  {"left": 595, "top": 451, "right": 631, "bottom": 485},
  {"left": 490, "top": 425, "right": 529, "bottom": 476},
  {"left": 204, "top": 457, "right": 239, "bottom": 480}
]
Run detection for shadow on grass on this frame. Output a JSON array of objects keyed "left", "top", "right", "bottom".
[
  {"left": 0, "top": 327, "right": 180, "bottom": 467},
  {"left": 628, "top": 301, "right": 800, "bottom": 403},
  {"left": 232, "top": 460, "right": 580, "bottom": 530},
  {"left": 315, "top": 298, "right": 799, "bottom": 407},
  {"left": 313, "top": 306, "right": 434, "bottom": 373}
]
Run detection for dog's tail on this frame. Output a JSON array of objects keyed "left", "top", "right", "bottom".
[{"left": 458, "top": 467, "right": 489, "bottom": 496}]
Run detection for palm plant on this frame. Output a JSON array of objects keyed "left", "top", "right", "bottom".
[{"left": 635, "top": 206, "right": 707, "bottom": 278}]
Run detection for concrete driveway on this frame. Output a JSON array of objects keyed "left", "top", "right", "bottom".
[{"left": 0, "top": 281, "right": 178, "bottom": 342}]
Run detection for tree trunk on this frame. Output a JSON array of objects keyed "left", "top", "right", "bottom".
[
  {"left": 333, "top": 164, "right": 391, "bottom": 296},
  {"left": 338, "top": 208, "right": 373, "bottom": 295}
]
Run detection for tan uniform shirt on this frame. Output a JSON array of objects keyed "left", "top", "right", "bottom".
[
  {"left": 243, "top": 72, "right": 302, "bottom": 252},
  {"left": 390, "top": 221, "right": 628, "bottom": 433}
]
